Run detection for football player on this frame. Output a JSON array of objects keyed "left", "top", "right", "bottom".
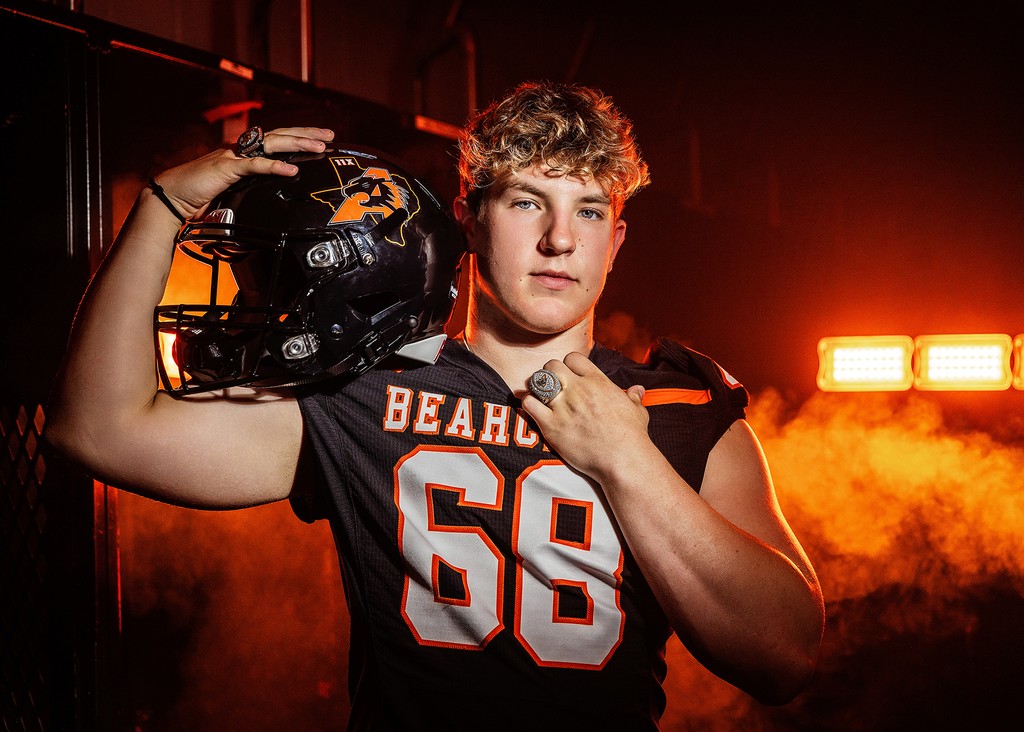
[{"left": 47, "top": 81, "right": 824, "bottom": 729}]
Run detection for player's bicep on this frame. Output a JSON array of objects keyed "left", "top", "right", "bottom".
[
  {"left": 93, "top": 390, "right": 304, "bottom": 509},
  {"left": 700, "top": 420, "right": 815, "bottom": 581}
]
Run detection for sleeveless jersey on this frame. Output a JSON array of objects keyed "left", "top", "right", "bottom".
[{"left": 294, "top": 337, "right": 748, "bottom": 731}]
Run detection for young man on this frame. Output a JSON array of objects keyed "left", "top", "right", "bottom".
[{"left": 47, "top": 81, "right": 824, "bottom": 729}]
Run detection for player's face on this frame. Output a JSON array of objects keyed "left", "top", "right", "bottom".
[{"left": 458, "top": 165, "right": 627, "bottom": 340}]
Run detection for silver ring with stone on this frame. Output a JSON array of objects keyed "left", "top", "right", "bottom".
[
  {"left": 528, "top": 369, "right": 562, "bottom": 404},
  {"left": 235, "top": 125, "right": 265, "bottom": 158}
]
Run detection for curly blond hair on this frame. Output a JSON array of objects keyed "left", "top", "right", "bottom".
[{"left": 458, "top": 81, "right": 650, "bottom": 215}]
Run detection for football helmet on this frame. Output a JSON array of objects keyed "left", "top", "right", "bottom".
[{"left": 156, "top": 146, "right": 465, "bottom": 395}]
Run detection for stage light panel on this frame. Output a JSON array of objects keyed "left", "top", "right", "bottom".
[
  {"left": 914, "top": 333, "right": 1012, "bottom": 391},
  {"left": 817, "top": 336, "right": 914, "bottom": 391}
]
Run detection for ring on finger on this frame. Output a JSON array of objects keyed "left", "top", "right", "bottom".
[
  {"left": 235, "top": 125, "right": 265, "bottom": 158},
  {"left": 528, "top": 369, "right": 562, "bottom": 405}
]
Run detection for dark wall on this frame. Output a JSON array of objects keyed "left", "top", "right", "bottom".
[
  {"left": 1, "top": 10, "right": 115, "bottom": 730},
  {"left": 72, "top": 1, "right": 1024, "bottom": 401},
  {"left": 0, "top": 5, "right": 456, "bottom": 729}
]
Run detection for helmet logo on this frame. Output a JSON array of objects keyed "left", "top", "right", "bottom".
[{"left": 314, "top": 157, "right": 421, "bottom": 247}]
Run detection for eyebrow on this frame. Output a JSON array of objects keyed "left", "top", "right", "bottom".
[{"left": 504, "top": 180, "right": 611, "bottom": 206}]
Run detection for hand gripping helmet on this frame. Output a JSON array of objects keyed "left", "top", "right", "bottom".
[{"left": 156, "top": 146, "right": 465, "bottom": 395}]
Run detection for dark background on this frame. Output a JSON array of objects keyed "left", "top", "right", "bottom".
[
  {"left": 80, "top": 0, "right": 1024, "bottom": 404},
  {"left": 3, "top": 2, "right": 1023, "bottom": 730}
]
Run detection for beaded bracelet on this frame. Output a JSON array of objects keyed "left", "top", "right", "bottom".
[{"left": 146, "top": 177, "right": 186, "bottom": 224}]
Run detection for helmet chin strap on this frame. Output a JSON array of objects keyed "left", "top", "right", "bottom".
[
  {"left": 346, "top": 208, "right": 409, "bottom": 266},
  {"left": 365, "top": 208, "right": 409, "bottom": 246}
]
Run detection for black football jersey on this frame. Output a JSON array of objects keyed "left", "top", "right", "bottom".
[{"left": 294, "top": 337, "right": 748, "bottom": 731}]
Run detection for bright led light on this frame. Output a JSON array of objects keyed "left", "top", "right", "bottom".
[
  {"left": 833, "top": 347, "right": 905, "bottom": 381},
  {"left": 914, "top": 334, "right": 1012, "bottom": 391},
  {"left": 817, "top": 336, "right": 914, "bottom": 391}
]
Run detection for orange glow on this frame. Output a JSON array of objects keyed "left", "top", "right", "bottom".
[
  {"left": 157, "top": 331, "right": 181, "bottom": 385},
  {"left": 816, "top": 335, "right": 914, "bottom": 392},
  {"left": 914, "top": 333, "right": 1012, "bottom": 391},
  {"left": 162, "top": 254, "right": 238, "bottom": 308}
]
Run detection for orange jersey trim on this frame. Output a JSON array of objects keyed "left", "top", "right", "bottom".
[{"left": 640, "top": 387, "right": 711, "bottom": 406}]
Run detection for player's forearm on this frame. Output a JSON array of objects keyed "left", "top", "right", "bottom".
[
  {"left": 46, "top": 188, "right": 181, "bottom": 467},
  {"left": 596, "top": 449, "right": 824, "bottom": 704}
]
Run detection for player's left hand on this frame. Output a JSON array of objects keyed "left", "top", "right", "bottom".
[{"left": 520, "top": 352, "right": 651, "bottom": 482}]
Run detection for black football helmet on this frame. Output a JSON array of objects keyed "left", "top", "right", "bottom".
[{"left": 155, "top": 146, "right": 465, "bottom": 395}]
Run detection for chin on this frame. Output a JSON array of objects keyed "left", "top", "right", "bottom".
[{"left": 517, "top": 309, "right": 588, "bottom": 336}]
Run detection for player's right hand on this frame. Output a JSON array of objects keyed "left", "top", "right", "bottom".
[{"left": 151, "top": 126, "right": 336, "bottom": 220}]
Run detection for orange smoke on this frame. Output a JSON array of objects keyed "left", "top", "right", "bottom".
[
  {"left": 757, "top": 390, "right": 1024, "bottom": 594},
  {"left": 660, "top": 386, "right": 1024, "bottom": 730}
]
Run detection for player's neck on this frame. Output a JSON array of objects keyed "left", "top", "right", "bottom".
[{"left": 461, "top": 319, "right": 593, "bottom": 394}]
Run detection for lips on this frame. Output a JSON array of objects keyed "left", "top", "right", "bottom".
[{"left": 532, "top": 270, "right": 576, "bottom": 290}]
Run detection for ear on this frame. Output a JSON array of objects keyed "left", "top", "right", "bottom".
[
  {"left": 608, "top": 217, "right": 627, "bottom": 272},
  {"left": 453, "top": 197, "right": 477, "bottom": 252}
]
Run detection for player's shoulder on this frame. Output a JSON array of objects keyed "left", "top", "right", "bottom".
[
  {"left": 645, "top": 337, "right": 745, "bottom": 391},
  {"left": 594, "top": 337, "right": 748, "bottom": 408}
]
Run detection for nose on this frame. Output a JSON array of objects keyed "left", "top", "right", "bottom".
[{"left": 539, "top": 212, "right": 576, "bottom": 256}]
